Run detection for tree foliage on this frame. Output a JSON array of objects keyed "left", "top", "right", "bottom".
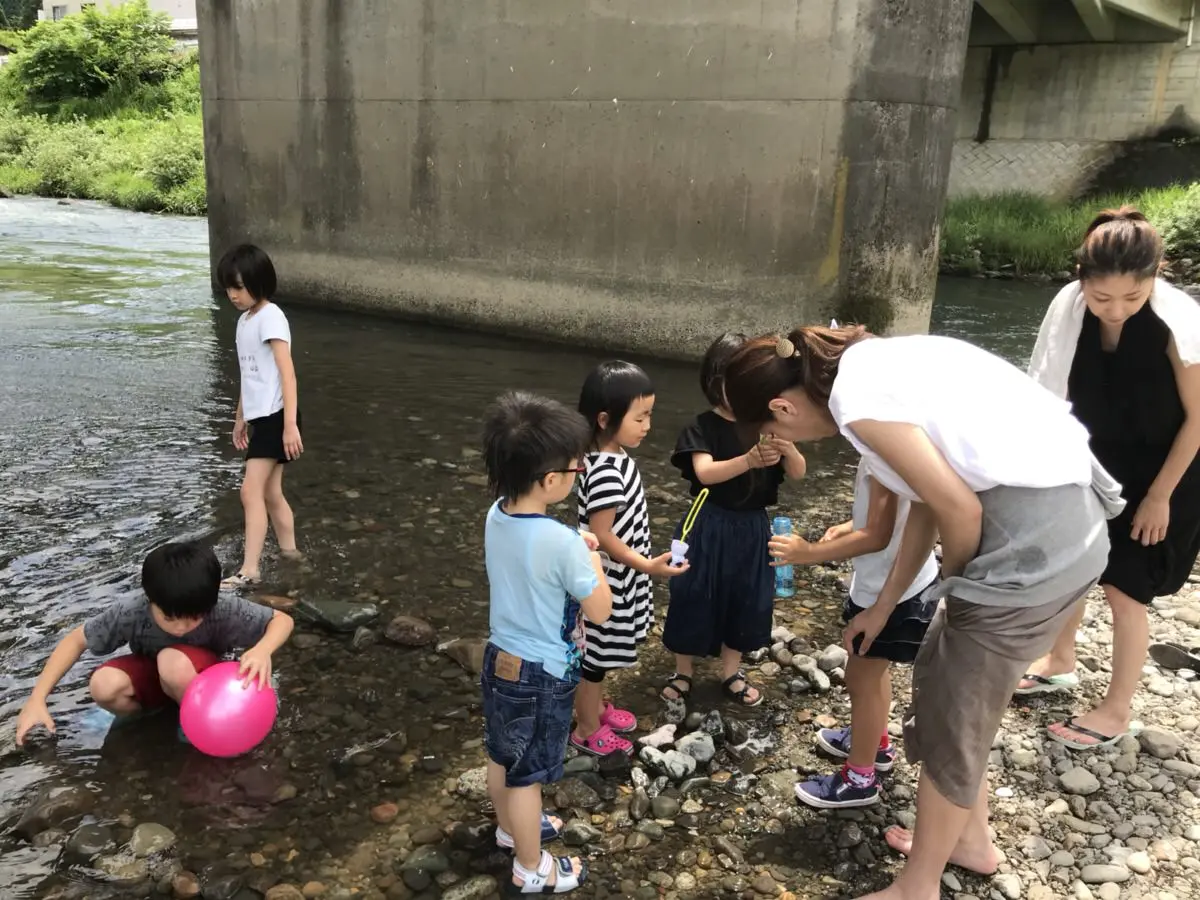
[{"left": 1, "top": 1, "right": 177, "bottom": 111}]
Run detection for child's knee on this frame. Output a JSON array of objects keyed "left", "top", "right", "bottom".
[
  {"left": 89, "top": 667, "right": 133, "bottom": 706},
  {"left": 239, "top": 478, "right": 265, "bottom": 506},
  {"left": 156, "top": 647, "right": 199, "bottom": 693}
]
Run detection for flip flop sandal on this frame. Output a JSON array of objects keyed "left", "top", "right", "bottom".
[
  {"left": 1148, "top": 642, "right": 1200, "bottom": 671},
  {"left": 1013, "top": 672, "right": 1080, "bottom": 696},
  {"left": 721, "top": 670, "right": 763, "bottom": 707},
  {"left": 505, "top": 850, "right": 587, "bottom": 895},
  {"left": 496, "top": 813, "right": 562, "bottom": 849},
  {"left": 659, "top": 673, "right": 693, "bottom": 704},
  {"left": 220, "top": 572, "right": 260, "bottom": 591},
  {"left": 1047, "top": 717, "right": 1125, "bottom": 751}
]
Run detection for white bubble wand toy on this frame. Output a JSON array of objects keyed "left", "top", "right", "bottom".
[{"left": 670, "top": 488, "right": 709, "bottom": 565}]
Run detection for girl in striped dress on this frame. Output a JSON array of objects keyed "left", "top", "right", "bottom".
[{"left": 573, "top": 361, "right": 690, "bottom": 757}]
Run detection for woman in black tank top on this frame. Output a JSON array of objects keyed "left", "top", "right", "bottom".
[{"left": 1023, "top": 208, "right": 1200, "bottom": 751}]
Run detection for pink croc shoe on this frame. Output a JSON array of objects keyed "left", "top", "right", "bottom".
[
  {"left": 600, "top": 701, "right": 637, "bottom": 734},
  {"left": 570, "top": 723, "right": 633, "bottom": 757}
]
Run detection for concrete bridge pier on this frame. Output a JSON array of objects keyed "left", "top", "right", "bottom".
[{"left": 198, "top": 1, "right": 974, "bottom": 356}]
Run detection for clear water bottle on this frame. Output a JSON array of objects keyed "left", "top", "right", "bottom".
[{"left": 772, "top": 516, "right": 795, "bottom": 598}]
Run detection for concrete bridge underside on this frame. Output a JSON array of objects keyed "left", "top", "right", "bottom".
[{"left": 972, "top": 0, "right": 1192, "bottom": 44}]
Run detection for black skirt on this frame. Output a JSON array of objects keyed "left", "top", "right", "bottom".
[
  {"left": 1099, "top": 485, "right": 1200, "bottom": 604},
  {"left": 663, "top": 503, "right": 774, "bottom": 657},
  {"left": 842, "top": 578, "right": 939, "bottom": 665},
  {"left": 246, "top": 409, "right": 302, "bottom": 464}
]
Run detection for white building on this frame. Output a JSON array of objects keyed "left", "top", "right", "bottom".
[{"left": 40, "top": 2, "right": 196, "bottom": 37}]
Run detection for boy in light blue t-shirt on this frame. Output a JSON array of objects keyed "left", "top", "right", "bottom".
[{"left": 480, "top": 391, "right": 612, "bottom": 896}]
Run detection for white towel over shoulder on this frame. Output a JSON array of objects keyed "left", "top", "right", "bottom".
[{"left": 1027, "top": 278, "right": 1200, "bottom": 399}]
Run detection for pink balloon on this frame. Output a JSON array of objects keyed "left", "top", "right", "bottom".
[{"left": 179, "top": 661, "right": 278, "bottom": 757}]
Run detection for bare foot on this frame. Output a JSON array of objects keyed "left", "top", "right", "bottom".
[
  {"left": 1016, "top": 655, "right": 1075, "bottom": 692},
  {"left": 884, "top": 825, "right": 1000, "bottom": 876},
  {"left": 1047, "top": 707, "right": 1128, "bottom": 748},
  {"left": 852, "top": 882, "right": 938, "bottom": 900}
]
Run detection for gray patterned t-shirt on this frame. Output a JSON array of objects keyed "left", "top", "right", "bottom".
[{"left": 83, "top": 595, "right": 274, "bottom": 657}]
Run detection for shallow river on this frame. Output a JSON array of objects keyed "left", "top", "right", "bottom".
[{"left": 0, "top": 197, "right": 1051, "bottom": 898}]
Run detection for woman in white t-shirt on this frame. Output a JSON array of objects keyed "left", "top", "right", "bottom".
[
  {"left": 215, "top": 245, "right": 304, "bottom": 590},
  {"left": 722, "top": 325, "right": 1122, "bottom": 900}
]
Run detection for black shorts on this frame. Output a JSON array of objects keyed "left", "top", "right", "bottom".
[
  {"left": 246, "top": 409, "right": 302, "bottom": 463},
  {"left": 842, "top": 577, "right": 939, "bottom": 664}
]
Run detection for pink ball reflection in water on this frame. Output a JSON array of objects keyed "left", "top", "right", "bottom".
[{"left": 179, "top": 661, "right": 278, "bottom": 757}]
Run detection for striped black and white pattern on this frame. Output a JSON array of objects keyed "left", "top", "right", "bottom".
[{"left": 577, "top": 450, "right": 654, "bottom": 671}]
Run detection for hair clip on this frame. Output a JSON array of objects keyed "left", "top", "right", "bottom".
[
  {"left": 775, "top": 337, "right": 797, "bottom": 359},
  {"left": 829, "top": 318, "right": 839, "bottom": 328}
]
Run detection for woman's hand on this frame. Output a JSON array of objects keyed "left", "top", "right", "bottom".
[
  {"left": 232, "top": 419, "right": 248, "bottom": 451},
  {"left": 769, "top": 533, "right": 814, "bottom": 566},
  {"left": 1131, "top": 494, "right": 1170, "bottom": 546}
]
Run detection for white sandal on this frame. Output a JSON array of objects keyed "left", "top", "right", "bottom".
[{"left": 505, "top": 850, "right": 587, "bottom": 895}]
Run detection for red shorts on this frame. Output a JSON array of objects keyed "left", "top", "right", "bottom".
[{"left": 95, "top": 645, "right": 220, "bottom": 708}]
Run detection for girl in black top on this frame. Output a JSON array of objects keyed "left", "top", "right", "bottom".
[
  {"left": 1023, "top": 208, "right": 1200, "bottom": 749},
  {"left": 660, "top": 333, "right": 806, "bottom": 713}
]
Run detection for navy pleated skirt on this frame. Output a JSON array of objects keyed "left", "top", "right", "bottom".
[{"left": 663, "top": 503, "right": 774, "bottom": 657}]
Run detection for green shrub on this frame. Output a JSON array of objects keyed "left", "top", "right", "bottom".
[
  {"left": 1158, "top": 184, "right": 1200, "bottom": 261},
  {"left": 165, "top": 173, "right": 206, "bottom": 215},
  {"left": 139, "top": 117, "right": 203, "bottom": 192},
  {"left": 0, "top": 161, "right": 38, "bottom": 193},
  {"left": 0, "top": 104, "right": 46, "bottom": 164},
  {"left": 0, "top": 1, "right": 175, "bottom": 113},
  {"left": 24, "top": 119, "right": 102, "bottom": 196},
  {"left": 940, "top": 185, "right": 1200, "bottom": 277},
  {"left": 94, "top": 169, "right": 161, "bottom": 212}
]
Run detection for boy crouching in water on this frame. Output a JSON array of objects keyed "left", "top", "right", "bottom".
[
  {"left": 15, "top": 541, "right": 293, "bottom": 746},
  {"left": 481, "top": 391, "right": 613, "bottom": 894}
]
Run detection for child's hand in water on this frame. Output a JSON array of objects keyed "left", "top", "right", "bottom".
[
  {"left": 769, "top": 533, "right": 815, "bottom": 566},
  {"left": 239, "top": 646, "right": 273, "bottom": 690},
  {"left": 578, "top": 530, "right": 600, "bottom": 551},
  {"left": 646, "top": 551, "right": 689, "bottom": 579},
  {"left": 15, "top": 698, "right": 55, "bottom": 746}
]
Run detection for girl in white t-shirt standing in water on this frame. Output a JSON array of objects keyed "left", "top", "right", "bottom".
[{"left": 216, "top": 245, "right": 304, "bottom": 590}]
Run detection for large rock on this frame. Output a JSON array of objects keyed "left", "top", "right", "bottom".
[
  {"left": 675, "top": 732, "right": 716, "bottom": 764},
  {"left": 65, "top": 824, "right": 114, "bottom": 860},
  {"left": 1137, "top": 728, "right": 1182, "bottom": 760},
  {"left": 456, "top": 766, "right": 488, "bottom": 801},
  {"left": 129, "top": 822, "right": 176, "bottom": 857},
  {"left": 15, "top": 785, "right": 96, "bottom": 839},
  {"left": 295, "top": 599, "right": 379, "bottom": 633},
  {"left": 384, "top": 615, "right": 437, "bottom": 646},
  {"left": 639, "top": 747, "right": 697, "bottom": 782},
  {"left": 438, "top": 638, "right": 485, "bottom": 673},
  {"left": 1059, "top": 767, "right": 1101, "bottom": 796},
  {"left": 441, "top": 876, "right": 499, "bottom": 900}
]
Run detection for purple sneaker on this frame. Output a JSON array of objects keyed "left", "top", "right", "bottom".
[
  {"left": 795, "top": 770, "right": 880, "bottom": 809},
  {"left": 815, "top": 726, "right": 895, "bottom": 772}
]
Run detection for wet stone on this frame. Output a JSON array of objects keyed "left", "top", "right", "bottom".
[
  {"left": 130, "top": 822, "right": 176, "bottom": 857},
  {"left": 66, "top": 823, "right": 114, "bottom": 859},
  {"left": 562, "top": 821, "right": 600, "bottom": 846},
  {"left": 351, "top": 626, "right": 376, "bottom": 649},
  {"left": 450, "top": 821, "right": 494, "bottom": 851},
  {"left": 634, "top": 820, "right": 664, "bottom": 841},
  {"left": 440, "top": 876, "right": 498, "bottom": 900},
  {"left": 438, "top": 638, "right": 486, "bottom": 675},
  {"left": 597, "top": 751, "right": 632, "bottom": 781},
  {"left": 630, "top": 788, "right": 651, "bottom": 820},
  {"left": 554, "top": 778, "right": 601, "bottom": 809},
  {"left": 172, "top": 871, "right": 201, "bottom": 898},
  {"left": 296, "top": 599, "right": 380, "bottom": 633},
  {"left": 650, "top": 795, "right": 680, "bottom": 819},
  {"left": 676, "top": 731, "right": 716, "bottom": 763},
  {"left": 456, "top": 765, "right": 488, "bottom": 801},
  {"left": 264, "top": 887, "right": 306, "bottom": 900},
  {"left": 402, "top": 845, "right": 450, "bottom": 873},
  {"left": 384, "top": 615, "right": 437, "bottom": 647},
  {"left": 625, "top": 832, "right": 651, "bottom": 851},
  {"left": 15, "top": 785, "right": 96, "bottom": 838}
]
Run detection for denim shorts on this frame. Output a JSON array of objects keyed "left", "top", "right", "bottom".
[{"left": 480, "top": 642, "right": 578, "bottom": 788}]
